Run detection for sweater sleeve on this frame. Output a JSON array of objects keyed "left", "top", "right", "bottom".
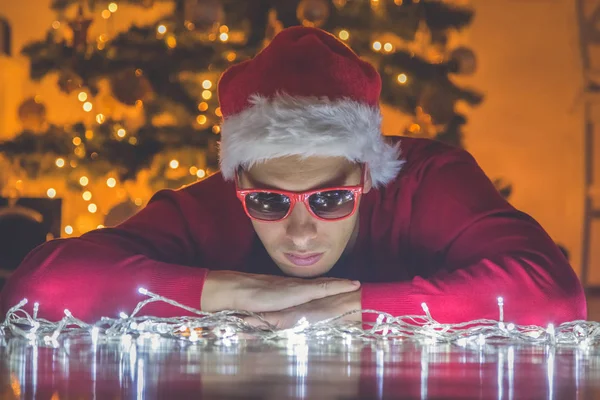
[
  {"left": 0, "top": 189, "right": 210, "bottom": 322},
  {"left": 361, "top": 148, "right": 587, "bottom": 326}
]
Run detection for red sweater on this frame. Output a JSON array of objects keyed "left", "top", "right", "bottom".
[{"left": 0, "top": 138, "right": 587, "bottom": 325}]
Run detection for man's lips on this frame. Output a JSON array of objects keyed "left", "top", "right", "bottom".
[{"left": 284, "top": 252, "right": 324, "bottom": 267}]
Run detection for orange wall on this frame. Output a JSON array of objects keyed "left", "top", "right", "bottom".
[{"left": 457, "top": 0, "right": 585, "bottom": 276}]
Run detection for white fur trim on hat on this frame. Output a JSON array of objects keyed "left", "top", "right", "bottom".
[{"left": 219, "top": 94, "right": 404, "bottom": 188}]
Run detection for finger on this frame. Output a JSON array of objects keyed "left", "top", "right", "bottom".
[
  {"left": 243, "top": 316, "right": 267, "bottom": 328},
  {"left": 282, "top": 278, "right": 359, "bottom": 307},
  {"left": 310, "top": 278, "right": 361, "bottom": 300},
  {"left": 244, "top": 312, "right": 281, "bottom": 329}
]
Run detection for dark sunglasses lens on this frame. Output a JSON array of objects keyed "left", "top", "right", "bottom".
[
  {"left": 309, "top": 190, "right": 356, "bottom": 219},
  {"left": 245, "top": 192, "right": 291, "bottom": 221}
]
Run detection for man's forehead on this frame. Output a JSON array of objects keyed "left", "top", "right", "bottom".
[{"left": 242, "top": 156, "right": 359, "bottom": 191}]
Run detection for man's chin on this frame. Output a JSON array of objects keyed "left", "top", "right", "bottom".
[{"left": 277, "top": 262, "right": 333, "bottom": 278}]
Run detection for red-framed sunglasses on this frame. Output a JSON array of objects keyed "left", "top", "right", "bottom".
[{"left": 235, "top": 167, "right": 366, "bottom": 222}]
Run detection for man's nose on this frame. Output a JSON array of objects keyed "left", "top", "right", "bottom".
[{"left": 285, "top": 202, "right": 318, "bottom": 248}]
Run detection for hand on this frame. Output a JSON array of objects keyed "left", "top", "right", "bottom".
[
  {"left": 246, "top": 289, "right": 362, "bottom": 330},
  {"left": 200, "top": 270, "right": 361, "bottom": 313}
]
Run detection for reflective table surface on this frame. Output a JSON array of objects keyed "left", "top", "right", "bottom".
[{"left": 2, "top": 335, "right": 600, "bottom": 399}]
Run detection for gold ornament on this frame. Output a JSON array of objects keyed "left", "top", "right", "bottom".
[
  {"left": 67, "top": 4, "right": 93, "bottom": 52},
  {"left": 109, "top": 69, "right": 153, "bottom": 106},
  {"left": 57, "top": 70, "right": 83, "bottom": 94},
  {"left": 17, "top": 97, "right": 47, "bottom": 132},
  {"left": 297, "top": 0, "right": 330, "bottom": 28},
  {"left": 182, "top": 0, "right": 224, "bottom": 31},
  {"left": 332, "top": 0, "right": 347, "bottom": 9},
  {"left": 449, "top": 46, "right": 477, "bottom": 75},
  {"left": 104, "top": 199, "right": 141, "bottom": 227},
  {"left": 418, "top": 84, "right": 455, "bottom": 126}
]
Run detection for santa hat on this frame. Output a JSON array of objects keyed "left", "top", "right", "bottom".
[{"left": 217, "top": 26, "right": 403, "bottom": 187}]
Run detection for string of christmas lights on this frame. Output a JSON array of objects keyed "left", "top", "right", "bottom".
[{"left": 2, "top": 288, "right": 599, "bottom": 348}]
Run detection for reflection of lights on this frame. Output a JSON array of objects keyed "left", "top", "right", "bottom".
[
  {"left": 497, "top": 347, "right": 504, "bottom": 400},
  {"left": 136, "top": 359, "right": 144, "bottom": 399},
  {"left": 420, "top": 345, "right": 429, "bottom": 400},
  {"left": 226, "top": 52, "right": 236, "bottom": 62},
  {"left": 285, "top": 333, "right": 308, "bottom": 399},
  {"left": 377, "top": 347, "right": 384, "bottom": 399},
  {"left": 10, "top": 374, "right": 21, "bottom": 397},
  {"left": 547, "top": 348, "right": 555, "bottom": 400},
  {"left": 508, "top": 346, "right": 515, "bottom": 399}
]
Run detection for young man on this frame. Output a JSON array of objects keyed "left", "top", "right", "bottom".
[{"left": 0, "top": 27, "right": 586, "bottom": 328}]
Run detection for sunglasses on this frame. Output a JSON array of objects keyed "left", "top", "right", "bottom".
[{"left": 235, "top": 168, "right": 366, "bottom": 222}]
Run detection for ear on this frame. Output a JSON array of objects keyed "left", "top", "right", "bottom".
[
  {"left": 363, "top": 164, "right": 373, "bottom": 194},
  {"left": 236, "top": 167, "right": 248, "bottom": 188}
]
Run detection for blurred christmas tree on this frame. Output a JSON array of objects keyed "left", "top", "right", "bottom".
[{"left": 0, "top": 0, "right": 483, "bottom": 232}]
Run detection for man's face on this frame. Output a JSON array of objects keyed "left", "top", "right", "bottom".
[{"left": 238, "top": 156, "right": 371, "bottom": 278}]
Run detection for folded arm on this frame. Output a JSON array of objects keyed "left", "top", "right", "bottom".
[
  {"left": 0, "top": 189, "right": 209, "bottom": 321},
  {"left": 361, "top": 149, "right": 586, "bottom": 326}
]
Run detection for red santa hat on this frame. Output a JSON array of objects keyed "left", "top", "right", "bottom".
[{"left": 217, "top": 26, "right": 403, "bottom": 187}]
